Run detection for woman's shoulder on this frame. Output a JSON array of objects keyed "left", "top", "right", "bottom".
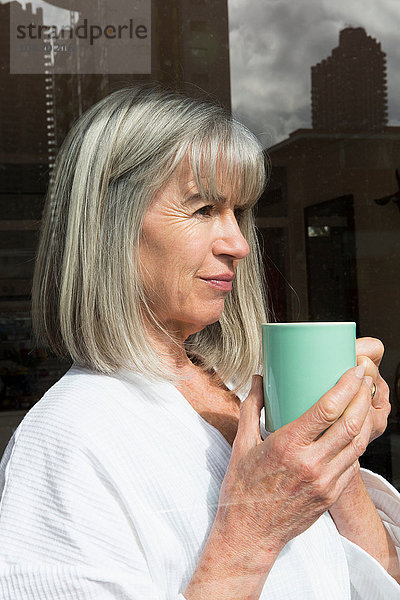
[
  {"left": 34, "top": 363, "right": 156, "bottom": 409},
  {"left": 0, "top": 365, "right": 170, "bottom": 489},
  {"left": 29, "top": 364, "right": 134, "bottom": 418},
  {"left": 10, "top": 365, "right": 161, "bottom": 453}
]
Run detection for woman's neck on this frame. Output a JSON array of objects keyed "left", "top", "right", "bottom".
[{"left": 144, "top": 322, "right": 198, "bottom": 373}]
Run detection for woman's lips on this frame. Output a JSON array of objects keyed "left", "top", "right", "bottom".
[{"left": 200, "top": 276, "right": 234, "bottom": 291}]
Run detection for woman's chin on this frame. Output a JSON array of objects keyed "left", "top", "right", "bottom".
[{"left": 191, "top": 312, "right": 225, "bottom": 335}]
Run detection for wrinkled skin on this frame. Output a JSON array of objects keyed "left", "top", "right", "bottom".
[{"left": 216, "top": 337, "right": 390, "bottom": 560}]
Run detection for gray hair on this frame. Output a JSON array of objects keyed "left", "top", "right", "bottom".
[{"left": 32, "top": 85, "right": 269, "bottom": 393}]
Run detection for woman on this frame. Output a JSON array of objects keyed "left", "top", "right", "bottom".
[{"left": 0, "top": 85, "right": 399, "bottom": 599}]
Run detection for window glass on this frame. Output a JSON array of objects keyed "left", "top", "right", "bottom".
[
  {"left": 230, "top": 0, "right": 400, "bottom": 488},
  {"left": 0, "top": 0, "right": 399, "bottom": 490}
]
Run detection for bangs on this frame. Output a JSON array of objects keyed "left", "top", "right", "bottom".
[{"left": 185, "top": 118, "right": 268, "bottom": 209}]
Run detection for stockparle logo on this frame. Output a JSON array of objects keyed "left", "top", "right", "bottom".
[{"left": 10, "top": 0, "right": 151, "bottom": 74}]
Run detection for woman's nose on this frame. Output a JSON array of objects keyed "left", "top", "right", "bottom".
[{"left": 213, "top": 212, "right": 250, "bottom": 259}]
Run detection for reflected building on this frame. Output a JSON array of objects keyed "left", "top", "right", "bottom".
[
  {"left": 47, "top": 0, "right": 231, "bottom": 147},
  {"left": 259, "top": 27, "right": 400, "bottom": 450},
  {"left": 311, "top": 27, "right": 388, "bottom": 131},
  {"left": 154, "top": 0, "right": 231, "bottom": 110}
]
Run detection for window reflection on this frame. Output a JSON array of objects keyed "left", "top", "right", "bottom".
[
  {"left": 0, "top": 1, "right": 399, "bottom": 489},
  {"left": 257, "top": 24, "right": 399, "bottom": 487}
]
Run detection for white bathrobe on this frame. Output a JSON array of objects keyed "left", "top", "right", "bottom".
[{"left": 0, "top": 365, "right": 399, "bottom": 599}]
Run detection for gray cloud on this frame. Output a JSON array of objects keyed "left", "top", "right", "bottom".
[{"left": 229, "top": 0, "right": 400, "bottom": 146}]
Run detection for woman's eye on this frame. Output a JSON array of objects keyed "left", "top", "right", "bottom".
[{"left": 195, "top": 205, "right": 214, "bottom": 217}]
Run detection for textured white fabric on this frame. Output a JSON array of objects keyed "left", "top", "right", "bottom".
[{"left": 0, "top": 364, "right": 398, "bottom": 599}]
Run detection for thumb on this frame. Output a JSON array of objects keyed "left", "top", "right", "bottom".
[{"left": 233, "top": 375, "right": 264, "bottom": 452}]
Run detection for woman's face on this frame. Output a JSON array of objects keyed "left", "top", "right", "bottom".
[{"left": 139, "top": 161, "right": 250, "bottom": 341}]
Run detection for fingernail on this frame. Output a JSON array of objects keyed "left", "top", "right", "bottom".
[
  {"left": 364, "top": 375, "right": 373, "bottom": 390},
  {"left": 355, "top": 364, "right": 366, "bottom": 379}
]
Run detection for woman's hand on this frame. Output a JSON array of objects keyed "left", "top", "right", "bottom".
[
  {"left": 215, "top": 366, "right": 375, "bottom": 564},
  {"left": 356, "top": 337, "right": 391, "bottom": 444},
  {"left": 185, "top": 358, "right": 389, "bottom": 599},
  {"left": 326, "top": 338, "right": 399, "bottom": 582}
]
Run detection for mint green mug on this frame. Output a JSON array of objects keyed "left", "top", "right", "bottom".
[{"left": 261, "top": 322, "right": 356, "bottom": 432}]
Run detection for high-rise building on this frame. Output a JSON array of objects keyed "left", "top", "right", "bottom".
[
  {"left": 33, "top": 0, "right": 231, "bottom": 150},
  {"left": 154, "top": 0, "right": 231, "bottom": 111},
  {"left": 311, "top": 27, "right": 388, "bottom": 131}
]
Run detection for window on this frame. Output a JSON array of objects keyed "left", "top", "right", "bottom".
[{"left": 1, "top": 0, "right": 398, "bottom": 491}]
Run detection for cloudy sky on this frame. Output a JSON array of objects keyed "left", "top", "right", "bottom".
[{"left": 228, "top": 0, "right": 400, "bottom": 147}]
